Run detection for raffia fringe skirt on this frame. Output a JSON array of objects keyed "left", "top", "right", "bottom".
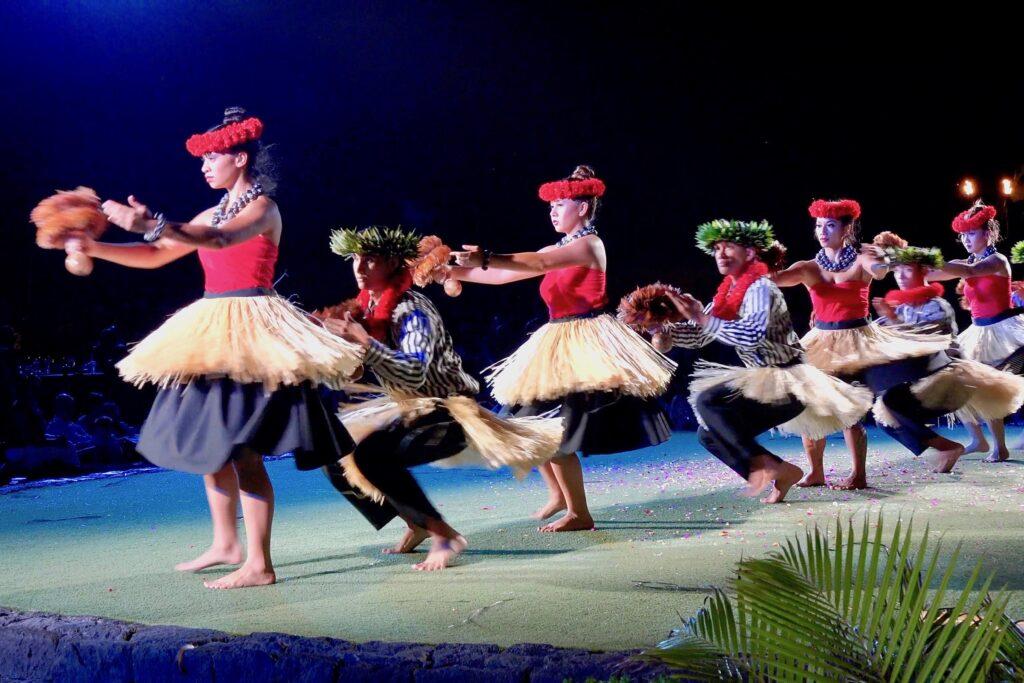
[
  {"left": 957, "top": 315, "right": 1024, "bottom": 367},
  {"left": 117, "top": 294, "right": 363, "bottom": 391},
  {"left": 337, "top": 395, "right": 564, "bottom": 502},
  {"left": 872, "top": 358, "right": 1024, "bottom": 428},
  {"left": 801, "top": 323, "right": 950, "bottom": 376},
  {"left": 486, "top": 313, "right": 676, "bottom": 406},
  {"left": 687, "top": 360, "right": 873, "bottom": 440}
]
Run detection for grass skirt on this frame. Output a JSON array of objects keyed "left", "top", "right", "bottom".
[
  {"left": 800, "top": 323, "right": 950, "bottom": 376},
  {"left": 687, "top": 360, "right": 872, "bottom": 440},
  {"left": 337, "top": 395, "right": 564, "bottom": 502},
  {"left": 957, "top": 315, "right": 1024, "bottom": 367},
  {"left": 872, "top": 358, "right": 1024, "bottom": 428},
  {"left": 486, "top": 313, "right": 676, "bottom": 406},
  {"left": 117, "top": 294, "right": 363, "bottom": 390}
]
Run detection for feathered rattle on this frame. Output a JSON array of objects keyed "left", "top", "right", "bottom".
[
  {"left": 617, "top": 282, "right": 685, "bottom": 353},
  {"left": 412, "top": 235, "right": 462, "bottom": 296},
  {"left": 30, "top": 187, "right": 107, "bottom": 276}
]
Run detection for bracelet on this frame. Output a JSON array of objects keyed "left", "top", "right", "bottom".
[
  {"left": 481, "top": 249, "right": 492, "bottom": 271},
  {"left": 143, "top": 212, "right": 167, "bottom": 242}
]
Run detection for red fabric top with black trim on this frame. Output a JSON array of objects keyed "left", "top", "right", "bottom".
[
  {"left": 540, "top": 266, "right": 608, "bottom": 319},
  {"left": 199, "top": 234, "right": 277, "bottom": 293},
  {"left": 964, "top": 274, "right": 1011, "bottom": 318},
  {"left": 808, "top": 280, "right": 870, "bottom": 322}
]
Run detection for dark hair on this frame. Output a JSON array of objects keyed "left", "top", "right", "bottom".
[
  {"left": 965, "top": 200, "right": 1002, "bottom": 243},
  {"left": 567, "top": 164, "right": 600, "bottom": 223},
  {"left": 759, "top": 241, "right": 788, "bottom": 272},
  {"left": 209, "top": 106, "right": 279, "bottom": 195}
]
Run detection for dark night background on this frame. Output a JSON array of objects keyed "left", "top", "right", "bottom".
[{"left": 1, "top": 2, "right": 1022, "bottom": 376}]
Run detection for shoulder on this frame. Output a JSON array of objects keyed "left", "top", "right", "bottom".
[{"left": 395, "top": 290, "right": 441, "bottom": 320}]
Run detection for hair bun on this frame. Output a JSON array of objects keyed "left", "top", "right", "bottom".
[
  {"left": 223, "top": 106, "right": 248, "bottom": 124},
  {"left": 569, "top": 164, "right": 596, "bottom": 180}
]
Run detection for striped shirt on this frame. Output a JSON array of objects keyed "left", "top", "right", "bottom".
[
  {"left": 877, "top": 297, "right": 958, "bottom": 337},
  {"left": 362, "top": 290, "right": 480, "bottom": 398},
  {"left": 669, "top": 277, "right": 804, "bottom": 368}
]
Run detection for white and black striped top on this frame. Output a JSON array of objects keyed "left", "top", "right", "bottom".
[
  {"left": 362, "top": 290, "right": 480, "bottom": 398},
  {"left": 669, "top": 277, "right": 804, "bottom": 367}
]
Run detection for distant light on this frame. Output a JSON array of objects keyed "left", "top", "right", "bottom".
[
  {"left": 961, "top": 178, "right": 977, "bottom": 197},
  {"left": 1001, "top": 178, "right": 1014, "bottom": 197}
]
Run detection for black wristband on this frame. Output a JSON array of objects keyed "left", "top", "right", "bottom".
[{"left": 481, "top": 249, "right": 492, "bottom": 271}]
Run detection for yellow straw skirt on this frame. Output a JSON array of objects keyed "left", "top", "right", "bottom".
[
  {"left": 117, "top": 294, "right": 363, "bottom": 390},
  {"left": 800, "top": 322, "right": 950, "bottom": 376},
  {"left": 872, "top": 358, "right": 1024, "bottom": 428},
  {"left": 957, "top": 314, "right": 1024, "bottom": 366},
  {"left": 486, "top": 313, "right": 676, "bottom": 406},
  {"left": 687, "top": 360, "right": 873, "bottom": 440},
  {"left": 337, "top": 395, "right": 564, "bottom": 502}
]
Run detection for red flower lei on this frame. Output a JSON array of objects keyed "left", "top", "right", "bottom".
[
  {"left": 883, "top": 282, "right": 944, "bottom": 307},
  {"left": 710, "top": 260, "right": 769, "bottom": 321},
  {"left": 356, "top": 269, "right": 414, "bottom": 341}
]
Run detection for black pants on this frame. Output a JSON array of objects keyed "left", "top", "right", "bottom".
[
  {"left": 338, "top": 409, "right": 469, "bottom": 531},
  {"left": 693, "top": 383, "right": 805, "bottom": 480},
  {"left": 859, "top": 352, "right": 953, "bottom": 456}
]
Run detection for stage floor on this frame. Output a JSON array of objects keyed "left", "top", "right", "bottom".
[{"left": 2, "top": 428, "right": 1023, "bottom": 651}]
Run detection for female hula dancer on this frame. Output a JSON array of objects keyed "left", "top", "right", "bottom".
[
  {"left": 450, "top": 165, "right": 676, "bottom": 532},
  {"left": 74, "top": 108, "right": 368, "bottom": 589},
  {"left": 666, "top": 219, "right": 872, "bottom": 503},
  {"left": 772, "top": 199, "right": 949, "bottom": 488},
  {"left": 928, "top": 202, "right": 1024, "bottom": 462}
]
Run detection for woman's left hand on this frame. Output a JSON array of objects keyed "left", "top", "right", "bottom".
[
  {"left": 450, "top": 245, "right": 483, "bottom": 268},
  {"left": 101, "top": 195, "right": 152, "bottom": 234},
  {"left": 860, "top": 243, "right": 886, "bottom": 260}
]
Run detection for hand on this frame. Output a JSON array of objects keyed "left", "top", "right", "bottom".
[
  {"left": 860, "top": 243, "right": 887, "bottom": 262},
  {"left": 666, "top": 292, "right": 706, "bottom": 323},
  {"left": 323, "top": 313, "right": 372, "bottom": 347},
  {"left": 65, "top": 235, "right": 96, "bottom": 256},
  {"left": 101, "top": 195, "right": 152, "bottom": 234},
  {"left": 871, "top": 296, "right": 895, "bottom": 319},
  {"left": 450, "top": 245, "right": 483, "bottom": 268}
]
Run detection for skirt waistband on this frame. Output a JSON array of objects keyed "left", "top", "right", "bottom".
[
  {"left": 972, "top": 307, "right": 1024, "bottom": 327},
  {"left": 815, "top": 317, "right": 870, "bottom": 331},
  {"left": 203, "top": 287, "right": 276, "bottom": 299},
  {"left": 548, "top": 309, "right": 607, "bottom": 324}
]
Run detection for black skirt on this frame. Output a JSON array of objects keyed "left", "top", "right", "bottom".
[
  {"left": 513, "top": 392, "right": 671, "bottom": 456},
  {"left": 136, "top": 377, "right": 355, "bottom": 475}
]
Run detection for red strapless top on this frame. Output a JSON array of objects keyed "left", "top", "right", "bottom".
[
  {"left": 809, "top": 280, "right": 870, "bottom": 323},
  {"left": 964, "top": 274, "right": 1011, "bottom": 319},
  {"left": 198, "top": 234, "right": 278, "bottom": 293},
  {"left": 539, "top": 266, "right": 607, "bottom": 319}
]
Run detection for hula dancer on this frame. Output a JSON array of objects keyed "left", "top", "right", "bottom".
[
  {"left": 665, "top": 220, "right": 872, "bottom": 503},
  {"left": 773, "top": 199, "right": 950, "bottom": 488},
  {"left": 56, "top": 108, "right": 369, "bottom": 589},
  {"left": 450, "top": 165, "right": 676, "bottom": 532},
  {"left": 322, "top": 227, "right": 563, "bottom": 570},
  {"left": 928, "top": 202, "right": 1024, "bottom": 462}
]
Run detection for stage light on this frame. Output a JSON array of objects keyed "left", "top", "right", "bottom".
[
  {"left": 1001, "top": 177, "right": 1014, "bottom": 197},
  {"left": 961, "top": 178, "right": 977, "bottom": 197}
]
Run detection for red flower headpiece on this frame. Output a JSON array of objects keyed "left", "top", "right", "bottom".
[
  {"left": 951, "top": 205, "right": 997, "bottom": 233},
  {"left": 808, "top": 199, "right": 862, "bottom": 220},
  {"left": 185, "top": 117, "right": 264, "bottom": 157},
  {"left": 538, "top": 178, "right": 607, "bottom": 202}
]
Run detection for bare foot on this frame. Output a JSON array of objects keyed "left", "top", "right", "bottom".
[
  {"left": 175, "top": 544, "right": 243, "bottom": 572},
  {"left": 539, "top": 512, "right": 596, "bottom": 532},
  {"left": 412, "top": 536, "right": 467, "bottom": 572},
  {"left": 531, "top": 499, "right": 567, "bottom": 520},
  {"left": 382, "top": 526, "right": 430, "bottom": 554},
  {"left": 761, "top": 462, "right": 804, "bottom": 504},
  {"left": 983, "top": 448, "right": 1009, "bottom": 464},
  {"left": 203, "top": 564, "right": 276, "bottom": 589},
  {"left": 927, "top": 444, "right": 967, "bottom": 473},
  {"left": 796, "top": 471, "right": 827, "bottom": 488},
  {"left": 740, "top": 468, "right": 772, "bottom": 497},
  {"left": 963, "top": 437, "right": 990, "bottom": 455},
  {"left": 830, "top": 475, "right": 868, "bottom": 491}
]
